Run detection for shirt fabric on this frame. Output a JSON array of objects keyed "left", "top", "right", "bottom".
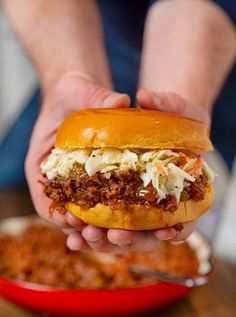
[
  {"left": 98, "top": 0, "right": 236, "bottom": 51},
  {"left": 98, "top": 0, "right": 236, "bottom": 169}
]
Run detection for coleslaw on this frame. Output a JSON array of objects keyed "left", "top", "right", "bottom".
[{"left": 41, "top": 148, "right": 214, "bottom": 204}]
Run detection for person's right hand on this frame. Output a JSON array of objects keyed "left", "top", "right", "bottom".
[{"left": 25, "top": 71, "right": 130, "bottom": 234}]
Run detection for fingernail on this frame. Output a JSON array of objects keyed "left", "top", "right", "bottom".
[
  {"left": 87, "top": 237, "right": 101, "bottom": 243},
  {"left": 171, "top": 241, "right": 185, "bottom": 245},
  {"left": 154, "top": 228, "right": 177, "bottom": 241},
  {"left": 102, "top": 93, "right": 125, "bottom": 108},
  {"left": 152, "top": 94, "right": 162, "bottom": 108},
  {"left": 158, "top": 234, "right": 176, "bottom": 241}
]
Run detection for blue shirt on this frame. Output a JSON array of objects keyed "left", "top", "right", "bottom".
[
  {"left": 98, "top": 0, "right": 236, "bottom": 50},
  {"left": 97, "top": 0, "right": 236, "bottom": 168}
]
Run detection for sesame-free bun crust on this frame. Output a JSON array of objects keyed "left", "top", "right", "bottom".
[
  {"left": 67, "top": 185, "right": 214, "bottom": 230},
  {"left": 55, "top": 109, "right": 213, "bottom": 151}
]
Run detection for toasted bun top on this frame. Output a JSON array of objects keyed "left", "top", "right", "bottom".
[{"left": 55, "top": 108, "right": 213, "bottom": 151}]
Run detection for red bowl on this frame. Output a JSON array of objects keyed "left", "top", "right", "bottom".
[
  {"left": 0, "top": 277, "right": 191, "bottom": 316},
  {"left": 0, "top": 216, "right": 212, "bottom": 316}
]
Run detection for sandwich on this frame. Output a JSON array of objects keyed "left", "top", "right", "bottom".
[{"left": 40, "top": 108, "right": 214, "bottom": 230}]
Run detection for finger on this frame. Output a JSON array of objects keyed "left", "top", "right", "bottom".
[
  {"left": 66, "top": 231, "right": 88, "bottom": 251},
  {"left": 26, "top": 148, "right": 72, "bottom": 230},
  {"left": 154, "top": 222, "right": 196, "bottom": 243},
  {"left": 25, "top": 159, "right": 69, "bottom": 228},
  {"left": 70, "top": 80, "right": 131, "bottom": 109},
  {"left": 107, "top": 229, "right": 160, "bottom": 252},
  {"left": 102, "top": 93, "right": 131, "bottom": 109},
  {"left": 65, "top": 212, "right": 86, "bottom": 230},
  {"left": 82, "top": 225, "right": 118, "bottom": 252},
  {"left": 171, "top": 222, "right": 196, "bottom": 242},
  {"left": 52, "top": 211, "right": 71, "bottom": 228},
  {"left": 154, "top": 227, "right": 178, "bottom": 241},
  {"left": 136, "top": 88, "right": 210, "bottom": 125},
  {"left": 62, "top": 228, "right": 77, "bottom": 235},
  {"left": 136, "top": 88, "right": 161, "bottom": 109}
]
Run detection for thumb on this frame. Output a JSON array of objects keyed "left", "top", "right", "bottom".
[
  {"left": 75, "top": 80, "right": 131, "bottom": 109},
  {"left": 101, "top": 92, "right": 131, "bottom": 108},
  {"left": 136, "top": 88, "right": 210, "bottom": 125}
]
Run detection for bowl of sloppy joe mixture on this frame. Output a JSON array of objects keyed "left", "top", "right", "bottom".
[{"left": 0, "top": 216, "right": 212, "bottom": 316}]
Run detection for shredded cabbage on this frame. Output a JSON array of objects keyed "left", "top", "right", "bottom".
[
  {"left": 121, "top": 149, "right": 138, "bottom": 169},
  {"left": 202, "top": 161, "right": 215, "bottom": 183},
  {"left": 169, "top": 163, "right": 195, "bottom": 182},
  {"left": 41, "top": 147, "right": 214, "bottom": 203}
]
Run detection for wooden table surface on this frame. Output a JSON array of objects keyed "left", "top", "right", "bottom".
[{"left": 0, "top": 187, "right": 236, "bottom": 317}]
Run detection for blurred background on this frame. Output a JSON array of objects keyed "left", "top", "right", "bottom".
[{"left": 0, "top": 8, "right": 235, "bottom": 262}]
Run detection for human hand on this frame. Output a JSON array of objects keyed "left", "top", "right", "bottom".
[
  {"left": 137, "top": 88, "right": 210, "bottom": 125},
  {"left": 132, "top": 88, "right": 211, "bottom": 246},
  {"left": 25, "top": 71, "right": 130, "bottom": 245}
]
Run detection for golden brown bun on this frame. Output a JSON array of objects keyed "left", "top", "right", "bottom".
[
  {"left": 67, "top": 185, "right": 214, "bottom": 230},
  {"left": 55, "top": 109, "right": 213, "bottom": 151}
]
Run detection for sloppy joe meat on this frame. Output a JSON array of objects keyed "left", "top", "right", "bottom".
[
  {"left": 42, "top": 164, "right": 207, "bottom": 212},
  {"left": 0, "top": 223, "right": 200, "bottom": 289}
]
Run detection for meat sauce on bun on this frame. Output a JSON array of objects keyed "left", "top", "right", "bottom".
[{"left": 41, "top": 108, "right": 214, "bottom": 230}]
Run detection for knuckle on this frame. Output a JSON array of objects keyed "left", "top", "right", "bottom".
[
  {"left": 170, "top": 93, "right": 187, "bottom": 111},
  {"left": 83, "top": 84, "right": 109, "bottom": 107}
]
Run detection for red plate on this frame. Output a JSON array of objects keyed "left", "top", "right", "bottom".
[
  {"left": 0, "top": 216, "right": 212, "bottom": 316},
  {"left": 0, "top": 277, "right": 191, "bottom": 316}
]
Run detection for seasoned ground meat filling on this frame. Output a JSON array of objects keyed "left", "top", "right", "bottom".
[
  {"left": 0, "top": 223, "right": 200, "bottom": 288},
  {"left": 42, "top": 164, "right": 208, "bottom": 212}
]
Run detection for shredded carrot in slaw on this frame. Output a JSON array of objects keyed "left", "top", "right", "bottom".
[
  {"left": 186, "top": 156, "right": 203, "bottom": 175},
  {"left": 178, "top": 153, "right": 191, "bottom": 169},
  {"left": 183, "top": 154, "right": 191, "bottom": 163},
  {"left": 155, "top": 163, "right": 166, "bottom": 175}
]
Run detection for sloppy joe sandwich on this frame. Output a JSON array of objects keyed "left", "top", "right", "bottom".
[{"left": 41, "top": 108, "right": 214, "bottom": 230}]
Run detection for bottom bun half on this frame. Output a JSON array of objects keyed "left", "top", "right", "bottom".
[{"left": 66, "top": 185, "right": 214, "bottom": 230}]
